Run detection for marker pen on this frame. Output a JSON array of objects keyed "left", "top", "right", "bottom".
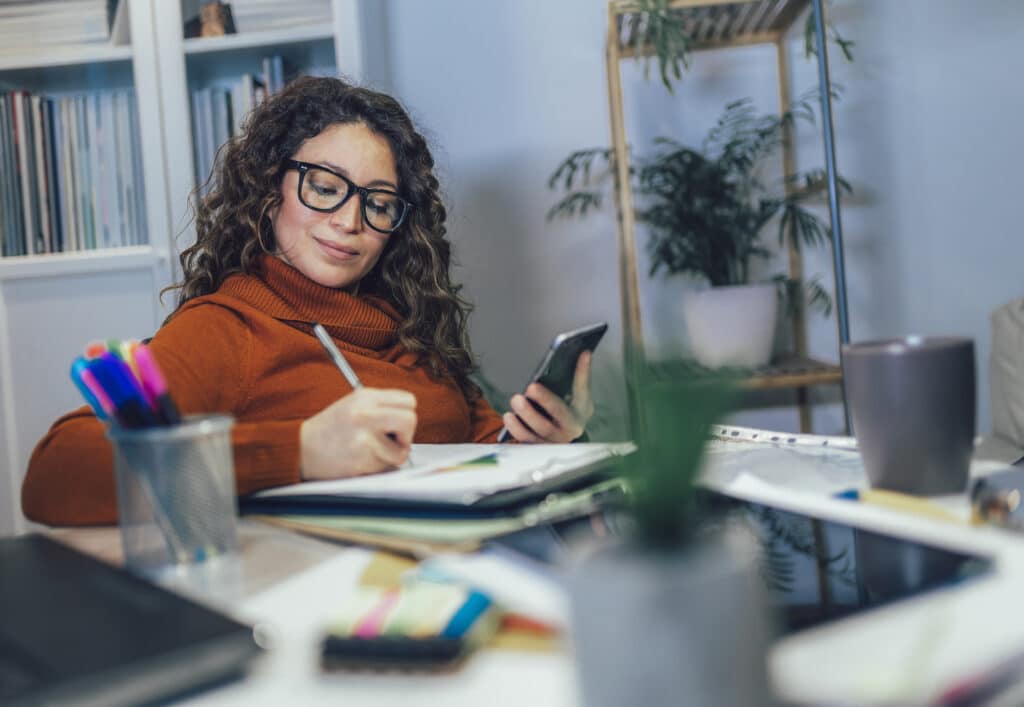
[
  {"left": 132, "top": 344, "right": 182, "bottom": 425},
  {"left": 70, "top": 357, "right": 111, "bottom": 420},
  {"left": 87, "top": 352, "right": 160, "bottom": 428}
]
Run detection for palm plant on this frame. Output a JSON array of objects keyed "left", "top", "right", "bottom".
[
  {"left": 547, "top": 95, "right": 849, "bottom": 316},
  {"left": 621, "top": 0, "right": 854, "bottom": 92}
]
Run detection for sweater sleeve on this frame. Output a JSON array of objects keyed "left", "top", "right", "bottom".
[
  {"left": 21, "top": 302, "right": 302, "bottom": 527},
  {"left": 469, "top": 392, "right": 505, "bottom": 443}
]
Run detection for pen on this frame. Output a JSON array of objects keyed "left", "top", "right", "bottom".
[
  {"left": 311, "top": 322, "right": 413, "bottom": 468},
  {"left": 835, "top": 487, "right": 966, "bottom": 525}
]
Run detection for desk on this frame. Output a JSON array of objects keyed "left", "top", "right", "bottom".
[
  {"left": 53, "top": 522, "right": 578, "bottom": 707},
  {"left": 51, "top": 435, "right": 1024, "bottom": 707}
]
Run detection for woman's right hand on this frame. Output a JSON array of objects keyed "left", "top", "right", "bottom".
[{"left": 299, "top": 388, "right": 417, "bottom": 481}]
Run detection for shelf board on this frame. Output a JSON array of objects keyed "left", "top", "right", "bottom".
[
  {"left": 613, "top": 0, "right": 810, "bottom": 55},
  {"left": 645, "top": 355, "right": 842, "bottom": 391},
  {"left": 0, "top": 43, "right": 132, "bottom": 72},
  {"left": 0, "top": 246, "right": 165, "bottom": 281},
  {"left": 183, "top": 25, "right": 334, "bottom": 55}
]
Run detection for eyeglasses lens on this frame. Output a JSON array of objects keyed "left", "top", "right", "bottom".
[{"left": 300, "top": 167, "right": 404, "bottom": 232}]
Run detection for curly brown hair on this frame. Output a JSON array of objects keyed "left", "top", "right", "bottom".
[{"left": 167, "top": 75, "right": 479, "bottom": 400}]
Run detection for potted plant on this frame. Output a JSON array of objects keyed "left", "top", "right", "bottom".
[
  {"left": 548, "top": 96, "right": 846, "bottom": 368},
  {"left": 567, "top": 371, "right": 778, "bottom": 706}
]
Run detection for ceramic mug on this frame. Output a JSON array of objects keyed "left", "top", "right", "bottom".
[{"left": 842, "top": 336, "right": 975, "bottom": 495}]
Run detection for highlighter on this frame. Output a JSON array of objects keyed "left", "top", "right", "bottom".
[
  {"left": 132, "top": 344, "right": 182, "bottom": 425},
  {"left": 110, "top": 339, "right": 145, "bottom": 387},
  {"left": 114, "top": 340, "right": 155, "bottom": 408}
]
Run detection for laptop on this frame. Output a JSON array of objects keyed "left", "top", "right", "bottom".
[{"left": 0, "top": 534, "right": 261, "bottom": 707}]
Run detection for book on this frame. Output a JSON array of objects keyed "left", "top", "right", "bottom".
[
  {"left": 109, "top": 0, "right": 129, "bottom": 45},
  {"left": 0, "top": 93, "right": 15, "bottom": 256},
  {"left": 12, "top": 92, "right": 38, "bottom": 255},
  {"left": 128, "top": 93, "right": 147, "bottom": 244}
]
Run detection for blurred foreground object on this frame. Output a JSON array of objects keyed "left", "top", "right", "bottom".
[{"left": 567, "top": 369, "right": 778, "bottom": 706}]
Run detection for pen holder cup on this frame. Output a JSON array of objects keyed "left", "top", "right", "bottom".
[{"left": 109, "top": 415, "right": 238, "bottom": 575}]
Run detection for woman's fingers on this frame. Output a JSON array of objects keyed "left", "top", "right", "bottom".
[
  {"left": 352, "top": 406, "right": 417, "bottom": 444},
  {"left": 503, "top": 410, "right": 542, "bottom": 443},
  {"left": 512, "top": 393, "right": 561, "bottom": 439},
  {"left": 570, "top": 351, "right": 594, "bottom": 419},
  {"left": 506, "top": 350, "right": 594, "bottom": 444},
  {"left": 299, "top": 387, "right": 418, "bottom": 480}
]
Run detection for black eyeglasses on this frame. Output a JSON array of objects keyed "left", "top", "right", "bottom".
[{"left": 284, "top": 159, "right": 411, "bottom": 234}]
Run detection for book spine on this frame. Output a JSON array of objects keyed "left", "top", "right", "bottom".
[
  {"left": 12, "top": 92, "right": 36, "bottom": 256},
  {"left": 45, "top": 98, "right": 61, "bottom": 253},
  {"left": 128, "top": 92, "right": 146, "bottom": 244}
]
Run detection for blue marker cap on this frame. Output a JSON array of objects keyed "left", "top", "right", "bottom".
[{"left": 70, "top": 357, "right": 108, "bottom": 420}]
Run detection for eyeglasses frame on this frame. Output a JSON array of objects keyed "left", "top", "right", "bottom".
[{"left": 283, "top": 159, "right": 411, "bottom": 234}]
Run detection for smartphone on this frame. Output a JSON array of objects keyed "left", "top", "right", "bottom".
[{"left": 497, "top": 322, "right": 608, "bottom": 442}]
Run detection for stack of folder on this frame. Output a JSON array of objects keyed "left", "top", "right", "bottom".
[{"left": 241, "top": 443, "right": 635, "bottom": 557}]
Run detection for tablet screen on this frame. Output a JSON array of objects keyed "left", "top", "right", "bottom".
[{"left": 489, "top": 491, "right": 992, "bottom": 636}]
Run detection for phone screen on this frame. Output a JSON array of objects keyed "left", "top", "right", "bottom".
[{"left": 497, "top": 322, "right": 608, "bottom": 442}]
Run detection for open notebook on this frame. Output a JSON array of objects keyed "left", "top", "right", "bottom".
[{"left": 241, "top": 443, "right": 636, "bottom": 517}]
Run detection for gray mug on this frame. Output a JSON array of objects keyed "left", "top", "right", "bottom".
[{"left": 842, "top": 337, "right": 975, "bottom": 495}]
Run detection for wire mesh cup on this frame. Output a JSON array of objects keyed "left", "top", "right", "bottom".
[{"left": 109, "top": 415, "right": 238, "bottom": 574}]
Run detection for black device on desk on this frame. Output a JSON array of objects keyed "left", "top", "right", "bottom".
[
  {"left": 490, "top": 490, "right": 993, "bottom": 636},
  {"left": 497, "top": 322, "right": 608, "bottom": 443},
  {"left": 0, "top": 534, "right": 261, "bottom": 707}
]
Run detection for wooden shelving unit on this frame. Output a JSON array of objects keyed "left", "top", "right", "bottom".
[{"left": 605, "top": 0, "right": 848, "bottom": 433}]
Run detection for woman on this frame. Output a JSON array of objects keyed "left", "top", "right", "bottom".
[{"left": 21, "top": 76, "right": 593, "bottom": 526}]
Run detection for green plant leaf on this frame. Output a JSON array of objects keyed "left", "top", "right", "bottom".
[{"left": 627, "top": 365, "right": 737, "bottom": 548}]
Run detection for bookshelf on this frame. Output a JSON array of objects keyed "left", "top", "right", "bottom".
[
  {"left": 0, "top": 0, "right": 372, "bottom": 536},
  {"left": 604, "top": 0, "right": 848, "bottom": 434},
  {"left": 152, "top": 0, "right": 366, "bottom": 284}
]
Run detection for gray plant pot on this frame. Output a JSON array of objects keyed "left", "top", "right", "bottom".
[{"left": 567, "top": 529, "right": 776, "bottom": 707}]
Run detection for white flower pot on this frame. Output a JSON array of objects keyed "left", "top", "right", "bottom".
[
  {"left": 567, "top": 530, "right": 776, "bottom": 707},
  {"left": 682, "top": 283, "right": 778, "bottom": 368}
]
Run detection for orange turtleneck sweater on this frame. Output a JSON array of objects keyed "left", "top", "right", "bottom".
[{"left": 22, "top": 256, "right": 504, "bottom": 526}]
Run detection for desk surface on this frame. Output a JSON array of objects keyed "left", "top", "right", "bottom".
[
  {"left": 53, "top": 522, "right": 578, "bottom": 707},
  {"left": 51, "top": 434, "right": 1024, "bottom": 707}
]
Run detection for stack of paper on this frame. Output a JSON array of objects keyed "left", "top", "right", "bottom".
[
  {"left": 0, "top": 0, "right": 115, "bottom": 54},
  {"left": 230, "top": 0, "right": 331, "bottom": 33}
]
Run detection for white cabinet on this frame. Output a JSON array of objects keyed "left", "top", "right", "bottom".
[{"left": 0, "top": 0, "right": 371, "bottom": 534}]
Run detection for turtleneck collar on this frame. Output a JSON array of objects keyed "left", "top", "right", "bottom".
[{"left": 217, "top": 254, "right": 400, "bottom": 351}]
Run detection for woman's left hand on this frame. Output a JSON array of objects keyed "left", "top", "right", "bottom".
[{"left": 503, "top": 351, "right": 594, "bottom": 443}]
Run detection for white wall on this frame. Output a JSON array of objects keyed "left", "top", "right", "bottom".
[
  {"left": 380, "top": 0, "right": 630, "bottom": 436},
  {"left": 380, "top": 0, "right": 1024, "bottom": 438}
]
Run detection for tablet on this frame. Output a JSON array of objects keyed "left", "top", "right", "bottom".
[
  {"left": 0, "top": 535, "right": 261, "bottom": 707},
  {"left": 489, "top": 490, "right": 993, "bottom": 636}
]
